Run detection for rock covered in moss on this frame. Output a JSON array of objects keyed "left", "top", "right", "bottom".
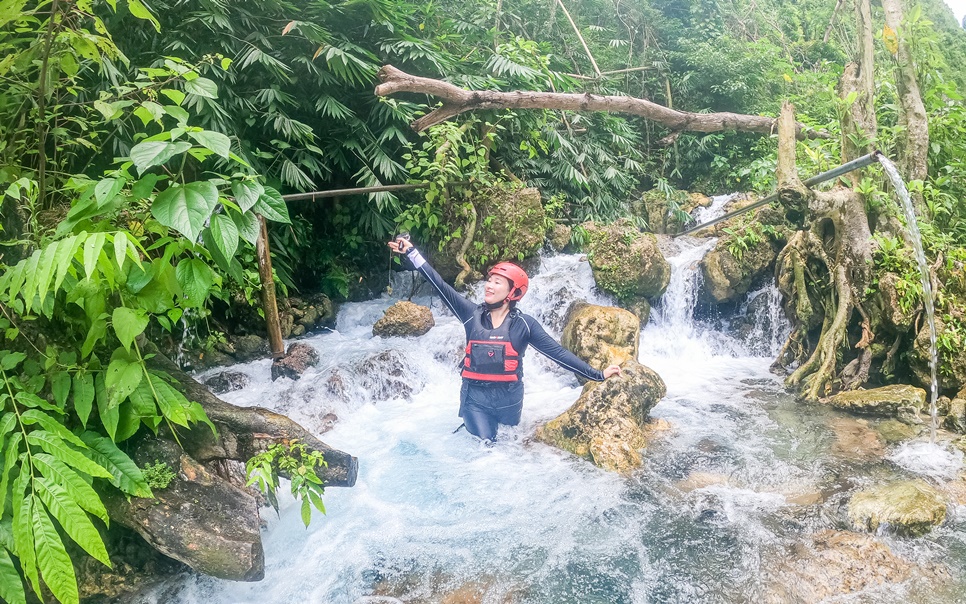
[
  {"left": 825, "top": 384, "right": 926, "bottom": 416},
  {"left": 911, "top": 314, "right": 966, "bottom": 394},
  {"left": 635, "top": 188, "right": 711, "bottom": 234},
  {"left": 584, "top": 219, "right": 671, "bottom": 301},
  {"left": 873, "top": 272, "right": 916, "bottom": 330},
  {"left": 848, "top": 480, "right": 947, "bottom": 536},
  {"left": 271, "top": 342, "right": 321, "bottom": 381},
  {"left": 944, "top": 390, "right": 966, "bottom": 433},
  {"left": 373, "top": 301, "right": 435, "bottom": 338},
  {"left": 561, "top": 302, "right": 640, "bottom": 373},
  {"left": 535, "top": 360, "right": 666, "bottom": 473},
  {"left": 700, "top": 235, "right": 776, "bottom": 304}
]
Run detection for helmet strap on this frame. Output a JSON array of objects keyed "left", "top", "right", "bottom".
[{"left": 484, "top": 300, "right": 506, "bottom": 311}]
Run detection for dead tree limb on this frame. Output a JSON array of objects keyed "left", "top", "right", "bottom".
[{"left": 375, "top": 65, "right": 828, "bottom": 139}]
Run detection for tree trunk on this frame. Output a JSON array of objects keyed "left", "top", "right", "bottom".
[
  {"left": 839, "top": 0, "right": 878, "bottom": 166},
  {"left": 374, "top": 65, "right": 827, "bottom": 139},
  {"left": 881, "top": 0, "right": 929, "bottom": 208}
]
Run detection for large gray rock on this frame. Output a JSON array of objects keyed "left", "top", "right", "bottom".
[
  {"left": 102, "top": 437, "right": 264, "bottom": 581},
  {"left": 584, "top": 219, "right": 671, "bottom": 301},
  {"left": 373, "top": 301, "right": 435, "bottom": 338},
  {"left": 204, "top": 371, "right": 250, "bottom": 394},
  {"left": 561, "top": 302, "right": 640, "bottom": 373},
  {"left": 535, "top": 360, "right": 666, "bottom": 473},
  {"left": 230, "top": 334, "right": 270, "bottom": 362},
  {"left": 271, "top": 342, "right": 321, "bottom": 381},
  {"left": 825, "top": 384, "right": 926, "bottom": 416},
  {"left": 848, "top": 480, "right": 947, "bottom": 536},
  {"left": 700, "top": 236, "right": 776, "bottom": 304},
  {"left": 873, "top": 272, "right": 916, "bottom": 330},
  {"left": 911, "top": 315, "right": 966, "bottom": 394}
]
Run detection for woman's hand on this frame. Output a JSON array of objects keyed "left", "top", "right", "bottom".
[
  {"left": 387, "top": 237, "right": 413, "bottom": 254},
  {"left": 603, "top": 365, "right": 622, "bottom": 379}
]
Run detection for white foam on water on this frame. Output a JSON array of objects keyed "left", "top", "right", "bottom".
[{"left": 889, "top": 440, "right": 965, "bottom": 480}]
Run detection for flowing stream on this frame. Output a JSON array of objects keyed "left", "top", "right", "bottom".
[{"left": 140, "top": 241, "right": 966, "bottom": 603}]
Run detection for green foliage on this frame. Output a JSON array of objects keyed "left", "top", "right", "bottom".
[
  {"left": 141, "top": 460, "right": 176, "bottom": 490},
  {"left": 246, "top": 440, "right": 326, "bottom": 528}
]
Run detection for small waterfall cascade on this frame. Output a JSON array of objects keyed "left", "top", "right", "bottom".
[
  {"left": 142, "top": 247, "right": 966, "bottom": 604},
  {"left": 878, "top": 156, "right": 940, "bottom": 442},
  {"left": 691, "top": 193, "right": 737, "bottom": 224}
]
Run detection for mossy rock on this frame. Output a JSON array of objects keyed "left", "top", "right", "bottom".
[
  {"left": 700, "top": 235, "right": 776, "bottom": 304},
  {"left": 561, "top": 302, "right": 640, "bottom": 372},
  {"left": 911, "top": 314, "right": 966, "bottom": 394},
  {"left": 825, "top": 384, "right": 927, "bottom": 416},
  {"left": 548, "top": 222, "right": 572, "bottom": 252},
  {"left": 848, "top": 480, "right": 947, "bottom": 536},
  {"left": 584, "top": 219, "right": 671, "bottom": 301},
  {"left": 634, "top": 188, "right": 709, "bottom": 234}
]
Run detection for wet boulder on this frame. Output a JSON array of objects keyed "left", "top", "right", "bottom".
[
  {"left": 700, "top": 235, "right": 776, "bottom": 304},
  {"left": 271, "top": 342, "right": 321, "bottom": 381},
  {"left": 204, "top": 371, "right": 250, "bottom": 394},
  {"left": 944, "top": 389, "right": 966, "bottom": 433},
  {"left": 635, "top": 188, "right": 711, "bottom": 235},
  {"left": 848, "top": 480, "right": 947, "bottom": 536},
  {"left": 763, "top": 530, "right": 919, "bottom": 603},
  {"left": 873, "top": 272, "right": 915, "bottom": 330},
  {"left": 561, "top": 302, "right": 640, "bottom": 372},
  {"left": 101, "top": 437, "right": 264, "bottom": 581},
  {"left": 373, "top": 301, "right": 435, "bottom": 338},
  {"left": 825, "top": 384, "right": 926, "bottom": 416},
  {"left": 535, "top": 360, "right": 666, "bottom": 473},
  {"left": 548, "top": 223, "right": 572, "bottom": 252},
  {"left": 230, "top": 334, "right": 270, "bottom": 362},
  {"left": 584, "top": 219, "right": 671, "bottom": 301}
]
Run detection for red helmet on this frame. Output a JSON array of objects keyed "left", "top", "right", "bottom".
[{"left": 488, "top": 262, "right": 529, "bottom": 302}]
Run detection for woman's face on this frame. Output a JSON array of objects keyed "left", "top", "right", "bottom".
[{"left": 484, "top": 274, "right": 511, "bottom": 306}]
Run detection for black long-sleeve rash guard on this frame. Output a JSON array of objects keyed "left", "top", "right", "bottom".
[{"left": 401, "top": 247, "right": 605, "bottom": 382}]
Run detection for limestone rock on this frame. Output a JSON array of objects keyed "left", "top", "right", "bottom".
[
  {"left": 548, "top": 223, "right": 572, "bottom": 252},
  {"left": 584, "top": 219, "right": 671, "bottom": 301},
  {"left": 877, "top": 418, "right": 922, "bottom": 443},
  {"left": 829, "top": 417, "right": 885, "bottom": 461},
  {"left": 230, "top": 334, "right": 270, "bottom": 362},
  {"left": 535, "top": 359, "right": 666, "bottom": 473},
  {"left": 763, "top": 530, "right": 915, "bottom": 603},
  {"left": 874, "top": 272, "right": 915, "bottom": 330},
  {"left": 848, "top": 480, "right": 947, "bottom": 535},
  {"left": 700, "top": 235, "right": 776, "bottom": 304},
  {"left": 373, "top": 301, "right": 435, "bottom": 338},
  {"left": 204, "top": 371, "right": 250, "bottom": 394},
  {"left": 561, "top": 302, "right": 640, "bottom": 372},
  {"left": 271, "top": 342, "right": 321, "bottom": 381},
  {"left": 912, "top": 314, "right": 966, "bottom": 393},
  {"left": 944, "top": 392, "right": 966, "bottom": 433},
  {"left": 102, "top": 437, "right": 264, "bottom": 581},
  {"left": 825, "top": 384, "right": 927, "bottom": 416}
]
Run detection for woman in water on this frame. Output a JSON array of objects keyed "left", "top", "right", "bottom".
[{"left": 388, "top": 237, "right": 621, "bottom": 443}]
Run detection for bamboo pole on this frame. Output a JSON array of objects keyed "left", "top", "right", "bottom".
[
  {"left": 255, "top": 215, "right": 285, "bottom": 358},
  {"left": 280, "top": 180, "right": 471, "bottom": 202}
]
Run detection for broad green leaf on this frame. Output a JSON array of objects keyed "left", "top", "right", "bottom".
[
  {"left": 26, "top": 431, "right": 113, "bottom": 479},
  {"left": 14, "top": 392, "right": 64, "bottom": 415},
  {"left": 94, "top": 178, "right": 124, "bottom": 208},
  {"left": 72, "top": 372, "right": 95, "bottom": 427},
  {"left": 112, "top": 307, "right": 149, "bottom": 352},
  {"left": 221, "top": 57, "right": 232, "bottom": 70},
  {"left": 12, "top": 478, "right": 39, "bottom": 597},
  {"left": 185, "top": 401, "right": 217, "bottom": 437},
  {"left": 188, "top": 130, "right": 231, "bottom": 158},
  {"left": 308, "top": 489, "right": 326, "bottom": 515},
  {"left": 0, "top": 412, "right": 15, "bottom": 442},
  {"left": 301, "top": 497, "right": 311, "bottom": 527},
  {"left": 115, "top": 402, "right": 142, "bottom": 442},
  {"left": 19, "top": 409, "right": 87, "bottom": 448},
  {"left": 231, "top": 210, "right": 260, "bottom": 245},
  {"left": 206, "top": 214, "right": 239, "bottom": 261},
  {"left": 0, "top": 352, "right": 25, "bottom": 371},
  {"left": 33, "top": 454, "right": 109, "bottom": 524},
  {"left": 252, "top": 186, "right": 291, "bottom": 224},
  {"left": 129, "top": 141, "right": 191, "bottom": 175},
  {"left": 130, "top": 173, "right": 163, "bottom": 200},
  {"left": 105, "top": 355, "right": 142, "bottom": 411},
  {"left": 175, "top": 259, "right": 213, "bottom": 308},
  {"left": 0, "top": 432, "right": 21, "bottom": 513},
  {"left": 34, "top": 477, "right": 111, "bottom": 566},
  {"left": 0, "top": 547, "right": 26, "bottom": 604},
  {"left": 80, "top": 432, "right": 153, "bottom": 498},
  {"left": 53, "top": 235, "right": 82, "bottom": 291},
  {"left": 160, "top": 89, "right": 185, "bottom": 105},
  {"left": 32, "top": 502, "right": 79, "bottom": 604},
  {"left": 152, "top": 181, "right": 219, "bottom": 242},
  {"left": 184, "top": 77, "right": 218, "bottom": 99},
  {"left": 21, "top": 251, "right": 40, "bottom": 309},
  {"left": 82, "top": 232, "right": 106, "bottom": 279},
  {"left": 231, "top": 181, "right": 263, "bottom": 213},
  {"left": 127, "top": 0, "right": 160, "bottom": 31},
  {"left": 34, "top": 244, "right": 57, "bottom": 310},
  {"left": 51, "top": 372, "right": 71, "bottom": 409}
]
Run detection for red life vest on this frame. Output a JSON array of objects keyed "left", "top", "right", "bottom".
[{"left": 461, "top": 307, "right": 520, "bottom": 382}]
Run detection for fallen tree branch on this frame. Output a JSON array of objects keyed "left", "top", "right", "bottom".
[{"left": 374, "top": 65, "right": 828, "bottom": 139}]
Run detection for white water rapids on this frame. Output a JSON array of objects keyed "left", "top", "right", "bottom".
[{"left": 139, "top": 239, "right": 966, "bottom": 603}]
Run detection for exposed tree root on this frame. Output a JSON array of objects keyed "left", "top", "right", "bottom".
[{"left": 454, "top": 200, "right": 478, "bottom": 290}]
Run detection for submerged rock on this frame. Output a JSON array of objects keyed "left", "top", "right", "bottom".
[
  {"left": 535, "top": 360, "right": 666, "bottom": 473},
  {"left": 584, "top": 219, "right": 671, "bottom": 301},
  {"left": 372, "top": 301, "right": 435, "bottom": 338},
  {"left": 829, "top": 417, "right": 886, "bottom": 461},
  {"left": 763, "top": 530, "right": 917, "bottom": 603},
  {"left": 271, "top": 342, "right": 321, "bottom": 381},
  {"left": 877, "top": 418, "right": 923, "bottom": 443},
  {"left": 561, "top": 302, "right": 640, "bottom": 373},
  {"left": 825, "top": 384, "right": 926, "bottom": 416},
  {"left": 848, "top": 479, "right": 947, "bottom": 535},
  {"left": 204, "top": 370, "right": 250, "bottom": 394}
]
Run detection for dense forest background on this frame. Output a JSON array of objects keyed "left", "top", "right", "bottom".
[{"left": 2, "top": 1, "right": 966, "bottom": 603}]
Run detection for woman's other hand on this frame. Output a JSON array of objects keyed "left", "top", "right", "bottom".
[
  {"left": 603, "top": 365, "right": 622, "bottom": 379},
  {"left": 387, "top": 238, "right": 413, "bottom": 254}
]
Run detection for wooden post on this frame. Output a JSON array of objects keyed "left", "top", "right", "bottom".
[{"left": 255, "top": 215, "right": 285, "bottom": 358}]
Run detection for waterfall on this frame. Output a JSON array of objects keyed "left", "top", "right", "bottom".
[{"left": 139, "top": 248, "right": 965, "bottom": 604}]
